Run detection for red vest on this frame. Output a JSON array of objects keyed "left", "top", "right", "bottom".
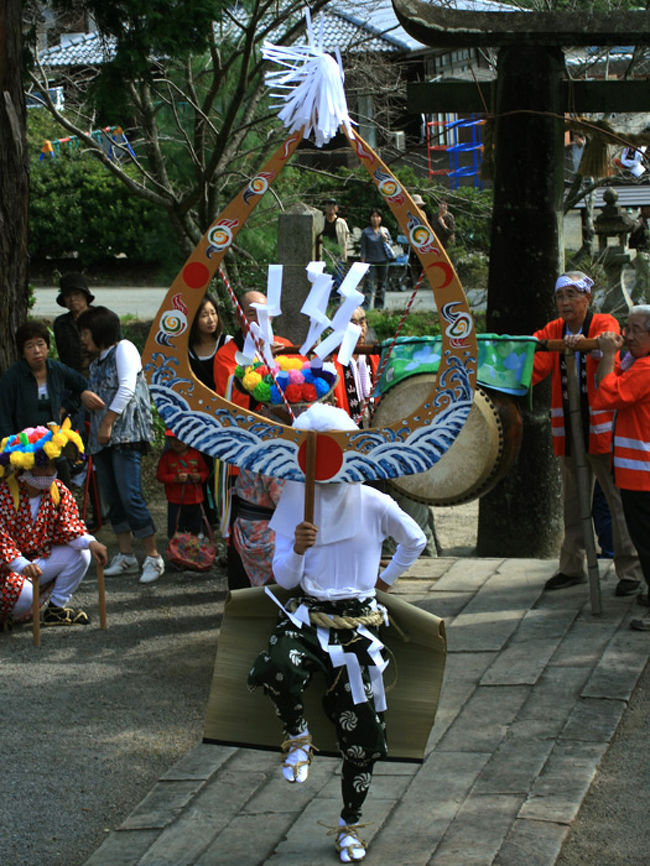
[
  {"left": 532, "top": 313, "right": 618, "bottom": 456},
  {"left": 592, "top": 355, "right": 650, "bottom": 491}
]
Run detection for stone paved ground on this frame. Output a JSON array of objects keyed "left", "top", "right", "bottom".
[{"left": 83, "top": 556, "right": 650, "bottom": 866}]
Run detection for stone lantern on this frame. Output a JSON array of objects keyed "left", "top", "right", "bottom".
[{"left": 594, "top": 187, "right": 636, "bottom": 313}]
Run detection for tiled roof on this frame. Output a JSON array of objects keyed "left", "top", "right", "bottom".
[
  {"left": 39, "top": 0, "right": 518, "bottom": 67},
  {"left": 40, "top": 31, "right": 116, "bottom": 67}
]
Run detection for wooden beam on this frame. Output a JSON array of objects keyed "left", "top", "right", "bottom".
[
  {"left": 408, "top": 80, "right": 650, "bottom": 114},
  {"left": 393, "top": 0, "right": 650, "bottom": 49}
]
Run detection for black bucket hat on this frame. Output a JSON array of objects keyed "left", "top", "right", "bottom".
[{"left": 56, "top": 272, "right": 95, "bottom": 307}]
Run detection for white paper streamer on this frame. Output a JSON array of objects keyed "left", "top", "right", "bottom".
[
  {"left": 262, "top": 10, "right": 353, "bottom": 147},
  {"left": 299, "top": 262, "right": 335, "bottom": 355}
]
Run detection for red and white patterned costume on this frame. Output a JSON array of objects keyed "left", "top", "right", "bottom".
[{"left": 0, "top": 477, "right": 91, "bottom": 623}]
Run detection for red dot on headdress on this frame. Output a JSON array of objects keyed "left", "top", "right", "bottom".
[{"left": 297, "top": 434, "right": 344, "bottom": 481}]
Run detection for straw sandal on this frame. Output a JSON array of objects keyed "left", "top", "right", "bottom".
[
  {"left": 280, "top": 732, "right": 316, "bottom": 783},
  {"left": 333, "top": 822, "right": 367, "bottom": 862}
]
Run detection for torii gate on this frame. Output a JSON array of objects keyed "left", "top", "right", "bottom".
[{"left": 394, "top": 1, "right": 650, "bottom": 557}]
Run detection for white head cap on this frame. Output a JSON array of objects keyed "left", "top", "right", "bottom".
[
  {"left": 292, "top": 403, "right": 358, "bottom": 433},
  {"left": 555, "top": 272, "right": 594, "bottom": 294}
]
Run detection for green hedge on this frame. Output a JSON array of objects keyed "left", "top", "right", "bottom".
[{"left": 29, "top": 154, "right": 180, "bottom": 270}]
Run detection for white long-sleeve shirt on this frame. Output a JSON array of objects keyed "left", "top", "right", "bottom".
[
  {"left": 99, "top": 340, "right": 141, "bottom": 415},
  {"left": 272, "top": 486, "right": 426, "bottom": 601}
]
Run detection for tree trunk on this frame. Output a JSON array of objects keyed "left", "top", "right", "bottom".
[
  {"left": 477, "top": 46, "right": 564, "bottom": 557},
  {"left": 0, "top": 0, "right": 29, "bottom": 372}
]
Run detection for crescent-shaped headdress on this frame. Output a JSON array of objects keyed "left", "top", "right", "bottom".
[{"left": 142, "top": 15, "right": 477, "bottom": 489}]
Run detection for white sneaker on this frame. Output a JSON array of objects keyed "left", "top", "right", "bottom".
[
  {"left": 139, "top": 554, "right": 165, "bottom": 584},
  {"left": 104, "top": 553, "right": 139, "bottom": 576}
]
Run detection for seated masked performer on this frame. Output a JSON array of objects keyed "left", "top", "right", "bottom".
[
  {"left": 248, "top": 404, "right": 426, "bottom": 863},
  {"left": 0, "top": 424, "right": 108, "bottom": 628}
]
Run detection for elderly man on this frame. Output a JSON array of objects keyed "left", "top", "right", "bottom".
[
  {"left": 594, "top": 306, "right": 650, "bottom": 629},
  {"left": 212, "top": 291, "right": 291, "bottom": 409},
  {"left": 532, "top": 271, "right": 642, "bottom": 595}
]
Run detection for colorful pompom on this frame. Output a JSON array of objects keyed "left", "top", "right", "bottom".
[
  {"left": 313, "top": 377, "right": 330, "bottom": 397},
  {"left": 284, "top": 384, "right": 303, "bottom": 402},
  {"left": 253, "top": 381, "right": 272, "bottom": 403}
]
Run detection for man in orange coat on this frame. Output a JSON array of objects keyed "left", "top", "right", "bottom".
[
  {"left": 213, "top": 291, "right": 292, "bottom": 410},
  {"left": 594, "top": 306, "right": 650, "bottom": 628},
  {"left": 533, "top": 271, "right": 642, "bottom": 594}
]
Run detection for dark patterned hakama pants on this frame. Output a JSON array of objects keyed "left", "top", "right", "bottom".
[{"left": 248, "top": 596, "right": 388, "bottom": 823}]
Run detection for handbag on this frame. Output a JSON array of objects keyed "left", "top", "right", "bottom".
[
  {"left": 166, "top": 490, "right": 217, "bottom": 572},
  {"left": 381, "top": 228, "right": 396, "bottom": 261}
]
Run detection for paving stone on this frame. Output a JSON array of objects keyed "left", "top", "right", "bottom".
[
  {"left": 244, "top": 757, "right": 336, "bottom": 813},
  {"left": 447, "top": 564, "right": 550, "bottom": 652},
  {"left": 373, "top": 761, "right": 420, "bottom": 776},
  {"left": 436, "top": 685, "right": 530, "bottom": 753},
  {"left": 581, "top": 629, "right": 650, "bottom": 701},
  {"left": 516, "top": 666, "right": 591, "bottom": 733},
  {"left": 481, "top": 607, "right": 577, "bottom": 686},
  {"left": 120, "top": 781, "right": 206, "bottom": 830},
  {"left": 317, "top": 769, "right": 413, "bottom": 802},
  {"left": 400, "top": 559, "right": 441, "bottom": 579},
  {"left": 433, "top": 558, "right": 503, "bottom": 593},
  {"left": 196, "top": 812, "right": 296, "bottom": 865},
  {"left": 389, "top": 578, "right": 436, "bottom": 595},
  {"left": 429, "top": 793, "right": 523, "bottom": 865},
  {"left": 137, "top": 767, "right": 269, "bottom": 865},
  {"left": 84, "top": 829, "right": 159, "bottom": 866},
  {"left": 406, "top": 557, "right": 456, "bottom": 580},
  {"left": 473, "top": 730, "right": 555, "bottom": 795},
  {"left": 361, "top": 751, "right": 492, "bottom": 866},
  {"left": 264, "top": 797, "right": 392, "bottom": 865},
  {"left": 426, "top": 652, "right": 496, "bottom": 751},
  {"left": 560, "top": 696, "right": 627, "bottom": 743},
  {"left": 494, "top": 817, "right": 569, "bottom": 866},
  {"left": 161, "top": 742, "right": 235, "bottom": 781},
  {"left": 547, "top": 613, "right": 622, "bottom": 668},
  {"left": 519, "top": 740, "right": 609, "bottom": 824},
  {"left": 415, "top": 590, "right": 474, "bottom": 621}
]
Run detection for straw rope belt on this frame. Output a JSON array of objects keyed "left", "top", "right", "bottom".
[{"left": 285, "top": 598, "right": 385, "bottom": 630}]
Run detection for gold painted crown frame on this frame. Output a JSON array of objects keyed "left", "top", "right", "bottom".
[{"left": 142, "top": 124, "right": 477, "bottom": 485}]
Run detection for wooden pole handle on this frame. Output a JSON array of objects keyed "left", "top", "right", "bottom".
[
  {"left": 97, "top": 563, "right": 107, "bottom": 630},
  {"left": 32, "top": 577, "right": 40, "bottom": 648},
  {"left": 535, "top": 338, "right": 600, "bottom": 352},
  {"left": 303, "top": 431, "right": 317, "bottom": 524}
]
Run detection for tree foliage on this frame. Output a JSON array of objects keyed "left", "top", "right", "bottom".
[{"left": 26, "top": 0, "right": 331, "bottom": 259}]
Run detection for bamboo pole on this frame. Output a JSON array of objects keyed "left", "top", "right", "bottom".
[
  {"left": 303, "top": 431, "right": 317, "bottom": 524},
  {"left": 564, "top": 348, "right": 602, "bottom": 615},
  {"left": 32, "top": 578, "right": 40, "bottom": 647},
  {"left": 97, "top": 563, "right": 107, "bottom": 630}
]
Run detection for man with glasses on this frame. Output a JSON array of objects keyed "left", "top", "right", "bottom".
[{"left": 532, "top": 271, "right": 642, "bottom": 595}]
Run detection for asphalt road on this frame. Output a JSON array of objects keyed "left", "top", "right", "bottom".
[{"left": 32, "top": 285, "right": 447, "bottom": 323}]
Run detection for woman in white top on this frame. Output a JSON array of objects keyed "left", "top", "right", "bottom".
[{"left": 78, "top": 306, "right": 164, "bottom": 585}]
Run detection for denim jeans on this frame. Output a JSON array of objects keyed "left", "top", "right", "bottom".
[
  {"left": 363, "top": 263, "right": 388, "bottom": 309},
  {"left": 93, "top": 446, "right": 155, "bottom": 537}
]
